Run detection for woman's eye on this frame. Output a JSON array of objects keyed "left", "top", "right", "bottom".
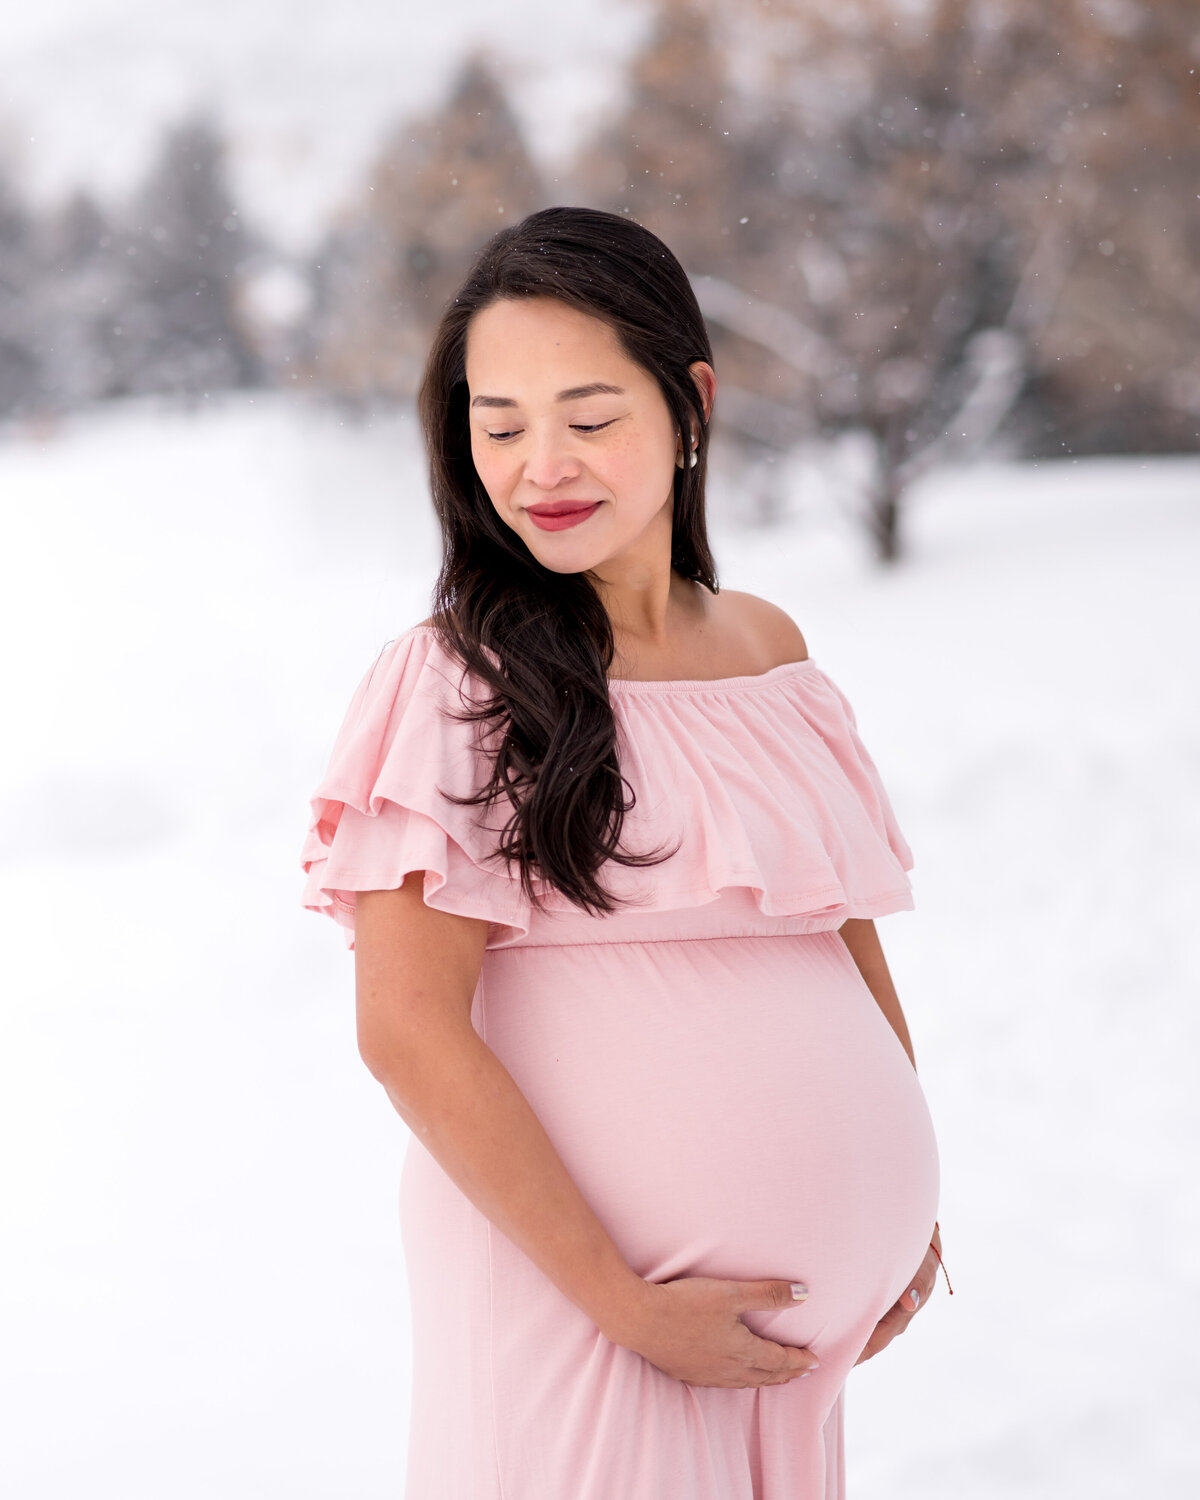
[{"left": 485, "top": 419, "right": 616, "bottom": 442}]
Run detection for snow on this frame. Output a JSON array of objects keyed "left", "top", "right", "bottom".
[{"left": 1, "top": 391, "right": 1197, "bottom": 1496}]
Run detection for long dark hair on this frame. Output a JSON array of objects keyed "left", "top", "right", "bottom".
[{"left": 416, "top": 205, "right": 719, "bottom": 918}]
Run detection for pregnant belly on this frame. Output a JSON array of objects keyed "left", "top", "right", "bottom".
[{"left": 478, "top": 928, "right": 940, "bottom": 1365}]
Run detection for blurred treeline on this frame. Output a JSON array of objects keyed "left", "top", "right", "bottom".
[{"left": 2, "top": 0, "right": 1197, "bottom": 556}]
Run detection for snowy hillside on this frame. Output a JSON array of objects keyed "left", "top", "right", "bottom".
[{"left": 1, "top": 390, "right": 1197, "bottom": 1497}]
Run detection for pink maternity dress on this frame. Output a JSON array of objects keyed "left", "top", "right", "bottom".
[{"left": 300, "top": 622, "right": 940, "bottom": 1500}]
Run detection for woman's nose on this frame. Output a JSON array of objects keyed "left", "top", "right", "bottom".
[{"left": 522, "top": 429, "right": 583, "bottom": 490}]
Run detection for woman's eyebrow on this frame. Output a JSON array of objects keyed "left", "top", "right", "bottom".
[{"left": 470, "top": 382, "right": 626, "bottom": 409}]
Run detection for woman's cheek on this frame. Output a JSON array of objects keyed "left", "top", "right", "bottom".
[{"left": 471, "top": 449, "right": 504, "bottom": 504}]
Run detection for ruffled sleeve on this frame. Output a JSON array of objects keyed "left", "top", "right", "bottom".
[{"left": 299, "top": 627, "right": 532, "bottom": 950}]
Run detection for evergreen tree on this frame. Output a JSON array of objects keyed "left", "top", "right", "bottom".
[
  {"left": 107, "top": 110, "right": 262, "bottom": 400},
  {"left": 574, "top": 0, "right": 744, "bottom": 278},
  {"left": 305, "top": 53, "right": 544, "bottom": 405},
  {"left": 36, "top": 188, "right": 127, "bottom": 412},
  {"left": 0, "top": 167, "right": 40, "bottom": 418}
]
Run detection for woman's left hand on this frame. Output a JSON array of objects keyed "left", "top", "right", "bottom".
[{"left": 853, "top": 1232, "right": 940, "bottom": 1366}]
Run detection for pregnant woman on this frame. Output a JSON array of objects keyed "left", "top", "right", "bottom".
[{"left": 301, "top": 205, "right": 945, "bottom": 1498}]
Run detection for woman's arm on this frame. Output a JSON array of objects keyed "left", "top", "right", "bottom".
[
  {"left": 837, "top": 916, "right": 916, "bottom": 1068},
  {"left": 353, "top": 877, "right": 818, "bottom": 1388},
  {"left": 355, "top": 880, "right": 644, "bottom": 1335}
]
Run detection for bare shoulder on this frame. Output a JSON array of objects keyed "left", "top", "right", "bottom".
[{"left": 718, "top": 590, "right": 809, "bottom": 669}]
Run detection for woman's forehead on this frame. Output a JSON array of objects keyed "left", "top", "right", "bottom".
[
  {"left": 464, "top": 298, "right": 644, "bottom": 392},
  {"left": 468, "top": 296, "right": 618, "bottom": 350}
]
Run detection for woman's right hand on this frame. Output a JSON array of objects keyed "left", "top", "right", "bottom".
[{"left": 612, "top": 1276, "right": 819, "bottom": 1388}]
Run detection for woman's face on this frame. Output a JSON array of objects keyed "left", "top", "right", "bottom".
[{"left": 464, "top": 296, "right": 703, "bottom": 576}]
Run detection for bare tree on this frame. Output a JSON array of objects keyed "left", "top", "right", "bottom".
[
  {"left": 693, "top": 0, "right": 1108, "bottom": 559},
  {"left": 608, "top": 0, "right": 1199, "bottom": 559},
  {"left": 1012, "top": 0, "right": 1200, "bottom": 453}
]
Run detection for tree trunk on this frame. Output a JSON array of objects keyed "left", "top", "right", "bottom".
[
  {"left": 865, "top": 423, "right": 905, "bottom": 564},
  {"left": 869, "top": 469, "right": 902, "bottom": 564}
]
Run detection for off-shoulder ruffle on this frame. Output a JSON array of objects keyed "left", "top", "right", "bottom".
[
  {"left": 601, "top": 658, "right": 915, "bottom": 929},
  {"left": 300, "top": 625, "right": 915, "bottom": 950}
]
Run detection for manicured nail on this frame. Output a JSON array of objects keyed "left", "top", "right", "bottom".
[
  {"left": 790, "top": 1283, "right": 809, "bottom": 1300},
  {"left": 908, "top": 1288, "right": 920, "bottom": 1310}
]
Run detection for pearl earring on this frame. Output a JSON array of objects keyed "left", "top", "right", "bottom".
[{"left": 675, "top": 440, "right": 699, "bottom": 470}]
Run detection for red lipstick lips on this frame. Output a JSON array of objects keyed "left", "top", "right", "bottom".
[{"left": 525, "top": 501, "right": 603, "bottom": 532}]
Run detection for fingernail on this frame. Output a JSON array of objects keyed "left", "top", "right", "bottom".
[
  {"left": 800, "top": 1370, "right": 812, "bottom": 1378},
  {"left": 790, "top": 1283, "right": 809, "bottom": 1300},
  {"left": 908, "top": 1288, "right": 920, "bottom": 1310}
]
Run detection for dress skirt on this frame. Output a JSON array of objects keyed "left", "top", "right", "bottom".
[{"left": 399, "top": 914, "right": 940, "bottom": 1499}]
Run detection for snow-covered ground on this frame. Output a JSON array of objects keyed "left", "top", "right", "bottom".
[{"left": 1, "top": 390, "right": 1197, "bottom": 1497}]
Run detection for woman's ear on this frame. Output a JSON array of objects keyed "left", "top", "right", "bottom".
[{"left": 688, "top": 360, "right": 718, "bottom": 426}]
